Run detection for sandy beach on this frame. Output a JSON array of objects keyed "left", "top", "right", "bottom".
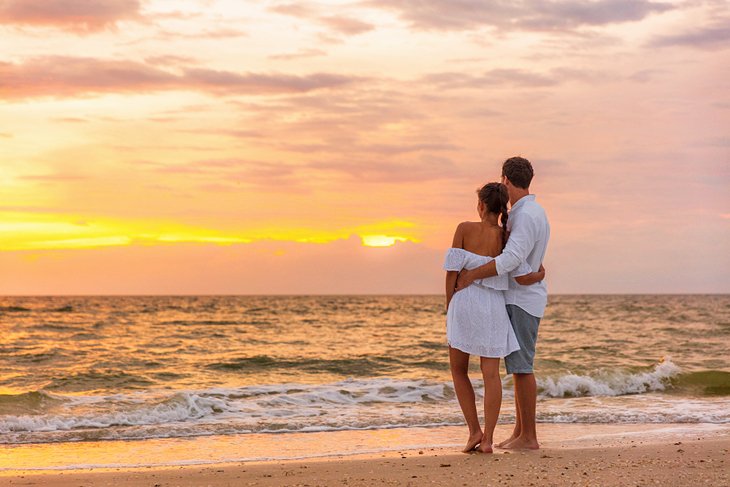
[{"left": 3, "top": 424, "right": 727, "bottom": 486}]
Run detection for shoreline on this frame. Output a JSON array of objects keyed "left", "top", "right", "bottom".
[
  {"left": 4, "top": 433, "right": 728, "bottom": 487},
  {"left": 2, "top": 423, "right": 729, "bottom": 486}
]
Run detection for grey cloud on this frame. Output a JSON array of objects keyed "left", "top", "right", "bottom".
[
  {"left": 183, "top": 69, "right": 357, "bottom": 93},
  {"left": 423, "top": 66, "right": 614, "bottom": 91},
  {"left": 424, "top": 69, "right": 559, "bottom": 89},
  {"left": 648, "top": 21, "right": 730, "bottom": 49},
  {"left": 365, "top": 0, "right": 673, "bottom": 32}
]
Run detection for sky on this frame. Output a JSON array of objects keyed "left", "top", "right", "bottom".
[{"left": 1, "top": 0, "right": 728, "bottom": 295}]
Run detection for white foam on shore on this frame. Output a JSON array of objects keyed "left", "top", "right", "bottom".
[
  {"left": 0, "top": 392, "right": 232, "bottom": 433},
  {"left": 2, "top": 360, "right": 727, "bottom": 445},
  {"left": 538, "top": 359, "right": 681, "bottom": 397}
]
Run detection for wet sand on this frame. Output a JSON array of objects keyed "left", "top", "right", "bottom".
[{"left": 2, "top": 425, "right": 728, "bottom": 486}]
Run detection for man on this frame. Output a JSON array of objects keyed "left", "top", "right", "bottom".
[{"left": 455, "top": 156, "right": 550, "bottom": 450}]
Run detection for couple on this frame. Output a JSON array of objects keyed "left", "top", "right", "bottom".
[{"left": 444, "top": 156, "right": 550, "bottom": 454}]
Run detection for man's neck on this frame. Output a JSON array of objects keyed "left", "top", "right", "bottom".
[{"left": 509, "top": 189, "right": 530, "bottom": 206}]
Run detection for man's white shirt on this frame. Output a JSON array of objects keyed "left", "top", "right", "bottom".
[{"left": 493, "top": 194, "right": 550, "bottom": 318}]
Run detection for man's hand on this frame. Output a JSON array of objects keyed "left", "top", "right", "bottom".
[{"left": 455, "top": 269, "right": 475, "bottom": 292}]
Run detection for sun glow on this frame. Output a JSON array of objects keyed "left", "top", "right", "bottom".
[
  {"left": 0, "top": 212, "right": 423, "bottom": 251},
  {"left": 360, "top": 235, "right": 409, "bottom": 247}
]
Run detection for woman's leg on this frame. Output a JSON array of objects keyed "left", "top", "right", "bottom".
[
  {"left": 479, "top": 357, "right": 502, "bottom": 453},
  {"left": 449, "top": 346, "right": 482, "bottom": 452}
]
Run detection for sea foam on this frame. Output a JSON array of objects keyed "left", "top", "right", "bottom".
[{"left": 537, "top": 358, "right": 681, "bottom": 398}]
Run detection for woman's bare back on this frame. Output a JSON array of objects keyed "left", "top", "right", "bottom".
[{"left": 456, "top": 222, "right": 503, "bottom": 258}]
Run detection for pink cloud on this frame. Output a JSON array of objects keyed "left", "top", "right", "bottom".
[
  {"left": 0, "top": 56, "right": 361, "bottom": 100},
  {"left": 319, "top": 16, "right": 375, "bottom": 35},
  {"left": 0, "top": 0, "right": 141, "bottom": 32},
  {"left": 269, "top": 49, "right": 327, "bottom": 61},
  {"left": 0, "top": 57, "right": 177, "bottom": 99},
  {"left": 270, "top": 3, "right": 375, "bottom": 36}
]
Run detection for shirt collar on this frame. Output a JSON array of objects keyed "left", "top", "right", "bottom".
[{"left": 510, "top": 194, "right": 535, "bottom": 212}]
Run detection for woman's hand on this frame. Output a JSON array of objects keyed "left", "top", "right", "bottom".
[
  {"left": 537, "top": 264, "right": 546, "bottom": 280},
  {"left": 455, "top": 269, "right": 475, "bottom": 292}
]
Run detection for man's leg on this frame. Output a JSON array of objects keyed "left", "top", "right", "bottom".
[
  {"left": 507, "top": 372, "right": 539, "bottom": 449},
  {"left": 500, "top": 305, "right": 540, "bottom": 450},
  {"left": 496, "top": 380, "right": 520, "bottom": 447}
]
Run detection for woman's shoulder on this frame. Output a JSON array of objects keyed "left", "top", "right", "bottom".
[
  {"left": 456, "top": 221, "right": 482, "bottom": 232},
  {"left": 446, "top": 247, "right": 495, "bottom": 261}
]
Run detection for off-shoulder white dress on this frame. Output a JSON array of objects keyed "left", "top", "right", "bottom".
[{"left": 444, "top": 248, "right": 526, "bottom": 358}]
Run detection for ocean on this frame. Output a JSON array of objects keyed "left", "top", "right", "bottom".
[{"left": 1, "top": 295, "right": 729, "bottom": 468}]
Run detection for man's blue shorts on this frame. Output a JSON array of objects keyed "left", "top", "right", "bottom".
[{"left": 504, "top": 304, "right": 541, "bottom": 375}]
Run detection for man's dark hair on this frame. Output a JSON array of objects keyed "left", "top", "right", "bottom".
[{"left": 502, "top": 156, "right": 533, "bottom": 189}]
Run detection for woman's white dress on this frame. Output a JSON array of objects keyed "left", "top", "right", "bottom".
[{"left": 444, "top": 248, "right": 524, "bottom": 358}]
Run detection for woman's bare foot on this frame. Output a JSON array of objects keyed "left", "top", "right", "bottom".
[
  {"left": 501, "top": 436, "right": 539, "bottom": 450},
  {"left": 477, "top": 441, "right": 494, "bottom": 453},
  {"left": 462, "top": 431, "right": 483, "bottom": 453}
]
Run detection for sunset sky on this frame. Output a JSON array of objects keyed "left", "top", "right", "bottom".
[{"left": 1, "top": 0, "right": 728, "bottom": 294}]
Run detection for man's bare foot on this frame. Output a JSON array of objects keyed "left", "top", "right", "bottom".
[
  {"left": 501, "top": 436, "right": 539, "bottom": 450},
  {"left": 462, "top": 432, "right": 483, "bottom": 453},
  {"left": 495, "top": 434, "right": 519, "bottom": 448}
]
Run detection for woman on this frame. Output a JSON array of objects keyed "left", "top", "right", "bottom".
[{"left": 444, "top": 182, "right": 545, "bottom": 453}]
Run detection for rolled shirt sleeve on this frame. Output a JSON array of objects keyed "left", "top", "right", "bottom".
[{"left": 495, "top": 214, "right": 536, "bottom": 276}]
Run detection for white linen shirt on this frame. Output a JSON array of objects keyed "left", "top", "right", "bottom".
[{"left": 493, "top": 194, "right": 550, "bottom": 318}]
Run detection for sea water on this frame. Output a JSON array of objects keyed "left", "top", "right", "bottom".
[{"left": 0, "top": 295, "right": 728, "bottom": 468}]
